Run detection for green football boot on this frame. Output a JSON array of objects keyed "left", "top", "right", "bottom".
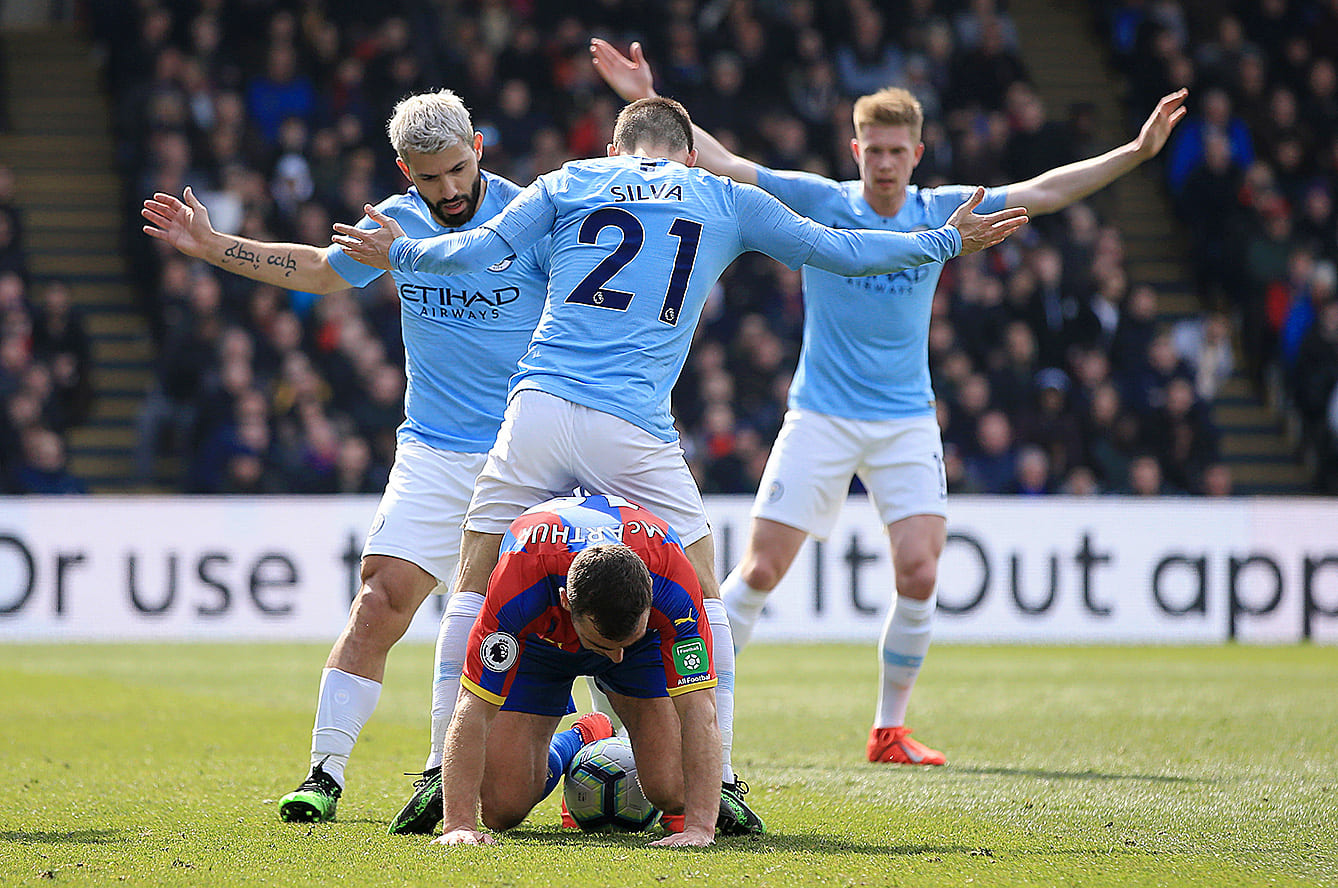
[
  {"left": 717, "top": 774, "right": 765, "bottom": 836},
  {"left": 387, "top": 768, "right": 442, "bottom": 836},
  {"left": 279, "top": 759, "right": 342, "bottom": 823}
]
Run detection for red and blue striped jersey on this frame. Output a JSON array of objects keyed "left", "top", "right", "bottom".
[{"left": 462, "top": 493, "right": 716, "bottom": 705}]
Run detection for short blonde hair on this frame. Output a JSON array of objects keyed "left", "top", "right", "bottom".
[
  {"left": 852, "top": 87, "right": 924, "bottom": 141},
  {"left": 386, "top": 89, "right": 475, "bottom": 157}
]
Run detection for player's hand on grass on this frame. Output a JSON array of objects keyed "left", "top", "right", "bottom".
[
  {"left": 649, "top": 826, "right": 715, "bottom": 848},
  {"left": 1131, "top": 88, "right": 1189, "bottom": 161},
  {"left": 590, "top": 38, "right": 657, "bottom": 101},
  {"left": 141, "top": 186, "right": 216, "bottom": 258},
  {"left": 946, "top": 187, "right": 1028, "bottom": 255},
  {"left": 331, "top": 205, "right": 404, "bottom": 270},
  {"left": 434, "top": 828, "right": 495, "bottom": 846}
]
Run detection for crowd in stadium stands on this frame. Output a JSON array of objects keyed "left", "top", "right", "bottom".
[
  {"left": 0, "top": 158, "right": 94, "bottom": 493},
  {"left": 1097, "top": 0, "right": 1338, "bottom": 490},
  {"left": 2, "top": 0, "right": 1329, "bottom": 495}
]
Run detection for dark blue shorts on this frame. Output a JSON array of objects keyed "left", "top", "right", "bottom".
[{"left": 502, "top": 639, "right": 669, "bottom": 717}]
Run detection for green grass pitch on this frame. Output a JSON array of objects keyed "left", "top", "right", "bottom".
[{"left": 2, "top": 642, "right": 1335, "bottom": 887}]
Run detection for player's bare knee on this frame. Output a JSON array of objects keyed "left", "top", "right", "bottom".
[
  {"left": 348, "top": 582, "right": 416, "bottom": 638},
  {"left": 740, "top": 556, "right": 784, "bottom": 592},
  {"left": 895, "top": 557, "right": 938, "bottom": 600},
  {"left": 641, "top": 783, "right": 684, "bottom": 816},
  {"left": 479, "top": 802, "right": 527, "bottom": 831}
]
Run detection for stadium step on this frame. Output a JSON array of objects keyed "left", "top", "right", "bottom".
[
  {"left": 1011, "top": 0, "right": 1309, "bottom": 494},
  {"left": 0, "top": 23, "right": 150, "bottom": 493},
  {"left": 68, "top": 424, "right": 138, "bottom": 450},
  {"left": 28, "top": 251, "right": 128, "bottom": 277}
]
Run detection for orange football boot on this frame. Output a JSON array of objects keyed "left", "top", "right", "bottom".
[{"left": 866, "top": 726, "right": 946, "bottom": 765}]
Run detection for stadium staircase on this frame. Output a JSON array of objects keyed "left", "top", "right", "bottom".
[
  {"left": 0, "top": 23, "right": 157, "bottom": 492},
  {"left": 1011, "top": 0, "right": 1311, "bottom": 494}
]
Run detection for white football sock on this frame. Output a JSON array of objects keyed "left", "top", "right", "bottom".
[
  {"left": 311, "top": 667, "right": 382, "bottom": 788},
  {"left": 720, "top": 569, "right": 770, "bottom": 651},
  {"left": 705, "top": 597, "right": 736, "bottom": 783},
  {"left": 875, "top": 593, "right": 936, "bottom": 729},
  {"left": 425, "top": 590, "right": 483, "bottom": 771}
]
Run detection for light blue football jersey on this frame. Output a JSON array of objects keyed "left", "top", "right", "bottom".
[
  {"left": 326, "top": 171, "right": 548, "bottom": 452},
  {"left": 390, "top": 155, "right": 963, "bottom": 441},
  {"left": 756, "top": 168, "right": 1007, "bottom": 420}
]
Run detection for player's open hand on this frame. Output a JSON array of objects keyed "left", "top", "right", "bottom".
[
  {"left": 141, "top": 186, "right": 214, "bottom": 258},
  {"left": 1132, "top": 88, "right": 1189, "bottom": 160},
  {"left": 590, "top": 38, "right": 657, "bottom": 102},
  {"left": 434, "top": 828, "right": 495, "bottom": 846},
  {"left": 331, "top": 205, "right": 404, "bottom": 270},
  {"left": 649, "top": 826, "right": 715, "bottom": 848},
  {"left": 946, "top": 187, "right": 1028, "bottom": 255}
]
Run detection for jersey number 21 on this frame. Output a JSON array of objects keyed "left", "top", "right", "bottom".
[{"left": 566, "top": 207, "right": 702, "bottom": 326}]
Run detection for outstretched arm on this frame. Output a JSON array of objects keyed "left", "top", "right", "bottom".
[
  {"left": 434, "top": 690, "right": 500, "bottom": 847},
  {"left": 1005, "top": 89, "right": 1189, "bottom": 216},
  {"left": 649, "top": 688, "right": 720, "bottom": 848},
  {"left": 332, "top": 205, "right": 513, "bottom": 275},
  {"left": 334, "top": 183, "right": 555, "bottom": 275},
  {"left": 743, "top": 184, "right": 1027, "bottom": 276},
  {"left": 142, "top": 187, "right": 354, "bottom": 293},
  {"left": 591, "top": 38, "right": 759, "bottom": 185}
]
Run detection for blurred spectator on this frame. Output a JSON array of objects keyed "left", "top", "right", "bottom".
[
  {"left": 1083, "top": 381, "right": 1141, "bottom": 491},
  {"left": 0, "top": 389, "right": 43, "bottom": 488},
  {"left": 953, "top": 0, "right": 1020, "bottom": 53},
  {"left": 1201, "top": 462, "right": 1234, "bottom": 497},
  {"left": 1018, "top": 368, "right": 1083, "bottom": 482},
  {"left": 1126, "top": 453, "right": 1174, "bottom": 496},
  {"left": 1175, "top": 132, "right": 1243, "bottom": 307},
  {"left": 11, "top": 426, "right": 87, "bottom": 494},
  {"left": 988, "top": 320, "right": 1039, "bottom": 414},
  {"left": 834, "top": 7, "right": 904, "bottom": 98},
  {"left": 1007, "top": 443, "right": 1054, "bottom": 495},
  {"left": 1171, "top": 310, "right": 1235, "bottom": 402},
  {"left": 1294, "top": 299, "right": 1338, "bottom": 487},
  {"left": 0, "top": 203, "right": 27, "bottom": 280},
  {"left": 1144, "top": 376, "right": 1220, "bottom": 493},
  {"left": 332, "top": 434, "right": 388, "bottom": 494},
  {"left": 1109, "top": 283, "right": 1160, "bottom": 377},
  {"left": 30, "top": 280, "right": 93, "bottom": 428},
  {"left": 0, "top": 165, "right": 24, "bottom": 252},
  {"left": 245, "top": 42, "right": 318, "bottom": 146},
  {"left": 1060, "top": 464, "right": 1101, "bottom": 496},
  {"left": 1121, "top": 330, "right": 1193, "bottom": 415},
  {"left": 1003, "top": 84, "right": 1074, "bottom": 184},
  {"left": 948, "top": 14, "right": 1028, "bottom": 111},
  {"left": 965, "top": 409, "right": 1018, "bottom": 493},
  {"left": 1166, "top": 87, "right": 1253, "bottom": 193}
]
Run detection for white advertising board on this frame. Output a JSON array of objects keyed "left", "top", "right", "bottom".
[{"left": 2, "top": 495, "right": 1335, "bottom": 643}]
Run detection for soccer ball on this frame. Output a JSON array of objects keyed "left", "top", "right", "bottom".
[{"left": 562, "top": 737, "right": 660, "bottom": 831}]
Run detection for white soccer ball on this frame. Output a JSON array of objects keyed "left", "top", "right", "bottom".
[{"left": 562, "top": 737, "right": 660, "bottom": 831}]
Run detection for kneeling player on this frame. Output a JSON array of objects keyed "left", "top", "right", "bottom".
[{"left": 435, "top": 494, "right": 753, "bottom": 848}]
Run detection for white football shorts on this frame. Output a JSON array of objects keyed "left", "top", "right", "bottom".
[
  {"left": 465, "top": 389, "right": 711, "bottom": 546},
  {"left": 361, "top": 436, "right": 488, "bottom": 587},
  {"left": 752, "top": 408, "right": 947, "bottom": 539}
]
